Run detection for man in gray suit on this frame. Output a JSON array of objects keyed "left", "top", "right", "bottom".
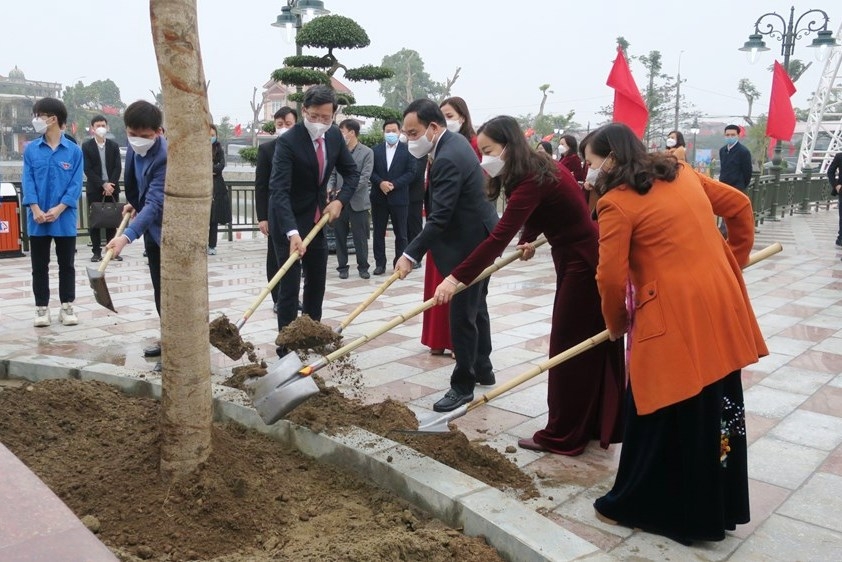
[
  {"left": 396, "top": 99, "right": 499, "bottom": 412},
  {"left": 329, "top": 119, "right": 373, "bottom": 279}
]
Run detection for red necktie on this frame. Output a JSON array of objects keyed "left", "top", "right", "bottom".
[{"left": 315, "top": 137, "right": 325, "bottom": 221}]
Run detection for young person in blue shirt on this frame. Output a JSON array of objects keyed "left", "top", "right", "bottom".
[{"left": 22, "top": 97, "right": 83, "bottom": 327}]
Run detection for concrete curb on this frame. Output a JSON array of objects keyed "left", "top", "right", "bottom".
[{"left": 1, "top": 354, "right": 605, "bottom": 562}]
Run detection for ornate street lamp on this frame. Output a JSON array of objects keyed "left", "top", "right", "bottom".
[
  {"left": 271, "top": 0, "right": 330, "bottom": 56},
  {"left": 738, "top": 7, "right": 838, "bottom": 218},
  {"left": 689, "top": 118, "right": 700, "bottom": 165}
]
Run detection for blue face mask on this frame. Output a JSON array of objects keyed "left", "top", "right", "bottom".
[
  {"left": 210, "top": 136, "right": 217, "bottom": 144},
  {"left": 724, "top": 136, "right": 738, "bottom": 146},
  {"left": 384, "top": 132, "right": 399, "bottom": 145}
]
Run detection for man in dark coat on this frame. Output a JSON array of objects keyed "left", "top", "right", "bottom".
[{"left": 82, "top": 114, "right": 122, "bottom": 262}]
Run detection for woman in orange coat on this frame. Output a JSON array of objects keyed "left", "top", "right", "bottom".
[{"left": 585, "top": 123, "right": 768, "bottom": 545}]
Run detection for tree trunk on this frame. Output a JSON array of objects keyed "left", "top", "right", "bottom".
[{"left": 150, "top": 0, "right": 214, "bottom": 483}]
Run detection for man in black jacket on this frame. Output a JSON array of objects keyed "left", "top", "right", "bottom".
[
  {"left": 718, "top": 124, "right": 753, "bottom": 237},
  {"left": 255, "top": 106, "right": 297, "bottom": 306},
  {"left": 82, "top": 114, "right": 122, "bottom": 262},
  {"left": 827, "top": 151, "right": 842, "bottom": 247}
]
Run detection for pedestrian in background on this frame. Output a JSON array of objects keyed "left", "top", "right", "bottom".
[
  {"left": 82, "top": 114, "right": 122, "bottom": 263},
  {"left": 207, "top": 124, "right": 230, "bottom": 255}
]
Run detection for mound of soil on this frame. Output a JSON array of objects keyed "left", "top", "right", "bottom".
[
  {"left": 209, "top": 315, "right": 256, "bottom": 362},
  {"left": 275, "top": 315, "right": 341, "bottom": 351},
  {"left": 0, "top": 379, "right": 505, "bottom": 562}
]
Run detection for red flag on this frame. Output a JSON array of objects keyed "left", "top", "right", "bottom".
[
  {"left": 606, "top": 47, "right": 648, "bottom": 138},
  {"left": 766, "top": 61, "right": 797, "bottom": 141},
  {"left": 542, "top": 133, "right": 555, "bottom": 142},
  {"left": 738, "top": 125, "right": 746, "bottom": 138},
  {"left": 233, "top": 124, "right": 242, "bottom": 137},
  {"left": 524, "top": 127, "right": 535, "bottom": 138}
]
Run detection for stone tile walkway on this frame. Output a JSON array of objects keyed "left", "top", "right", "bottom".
[{"left": 1, "top": 205, "right": 840, "bottom": 561}]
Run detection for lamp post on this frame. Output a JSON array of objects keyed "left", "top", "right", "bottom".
[
  {"left": 738, "top": 6, "right": 838, "bottom": 219},
  {"left": 674, "top": 50, "right": 684, "bottom": 132},
  {"left": 689, "top": 117, "right": 700, "bottom": 166},
  {"left": 271, "top": 0, "right": 330, "bottom": 57}
]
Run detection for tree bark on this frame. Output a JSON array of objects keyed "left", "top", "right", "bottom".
[{"left": 150, "top": 0, "right": 213, "bottom": 483}]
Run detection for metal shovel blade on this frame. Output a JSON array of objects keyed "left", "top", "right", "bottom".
[
  {"left": 86, "top": 266, "right": 116, "bottom": 313},
  {"left": 393, "top": 404, "right": 468, "bottom": 435},
  {"left": 250, "top": 352, "right": 304, "bottom": 400},
  {"left": 254, "top": 374, "right": 320, "bottom": 425}
]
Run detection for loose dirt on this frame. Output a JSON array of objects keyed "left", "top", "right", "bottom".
[
  {"left": 209, "top": 315, "right": 256, "bottom": 362},
  {"left": 275, "top": 314, "right": 341, "bottom": 351},
  {"left": 0, "top": 379, "right": 507, "bottom": 562}
]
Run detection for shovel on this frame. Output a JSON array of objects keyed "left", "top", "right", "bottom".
[
  {"left": 336, "top": 271, "right": 401, "bottom": 334},
  {"left": 87, "top": 212, "right": 131, "bottom": 313},
  {"left": 402, "top": 241, "right": 784, "bottom": 433},
  {"left": 233, "top": 213, "right": 331, "bottom": 331},
  {"left": 253, "top": 236, "right": 549, "bottom": 424}
]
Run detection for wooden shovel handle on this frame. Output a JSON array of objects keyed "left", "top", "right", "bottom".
[
  {"left": 98, "top": 212, "right": 132, "bottom": 273},
  {"left": 315, "top": 237, "right": 549, "bottom": 366},
  {"left": 465, "top": 241, "right": 784, "bottom": 412},
  {"left": 338, "top": 271, "right": 401, "bottom": 332},
  {"left": 238, "top": 213, "right": 331, "bottom": 328}
]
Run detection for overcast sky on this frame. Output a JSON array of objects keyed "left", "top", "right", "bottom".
[{"left": 5, "top": 1, "right": 839, "bottom": 132}]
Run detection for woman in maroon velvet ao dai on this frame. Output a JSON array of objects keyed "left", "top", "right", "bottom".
[{"left": 433, "top": 115, "right": 625, "bottom": 455}]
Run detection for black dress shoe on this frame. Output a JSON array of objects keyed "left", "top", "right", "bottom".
[
  {"left": 143, "top": 343, "right": 161, "bottom": 357},
  {"left": 433, "top": 389, "right": 474, "bottom": 412},
  {"left": 476, "top": 372, "right": 496, "bottom": 386},
  {"left": 91, "top": 255, "right": 102, "bottom": 262},
  {"left": 373, "top": 266, "right": 386, "bottom": 275},
  {"left": 359, "top": 270, "right": 370, "bottom": 279},
  {"left": 152, "top": 361, "right": 162, "bottom": 372},
  {"left": 339, "top": 270, "right": 349, "bottom": 279},
  {"left": 113, "top": 255, "right": 123, "bottom": 261}
]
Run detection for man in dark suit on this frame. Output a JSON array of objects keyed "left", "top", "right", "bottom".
[
  {"left": 396, "top": 99, "right": 499, "bottom": 412},
  {"left": 718, "top": 124, "right": 753, "bottom": 237},
  {"left": 828, "top": 151, "right": 842, "bottom": 247},
  {"left": 406, "top": 152, "right": 427, "bottom": 267},
  {"left": 255, "top": 106, "right": 297, "bottom": 308},
  {"left": 370, "top": 118, "right": 416, "bottom": 275},
  {"left": 268, "top": 85, "right": 360, "bottom": 358},
  {"left": 82, "top": 114, "right": 122, "bottom": 262}
]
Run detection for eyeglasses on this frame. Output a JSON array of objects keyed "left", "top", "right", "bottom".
[
  {"left": 304, "top": 109, "right": 333, "bottom": 125},
  {"left": 34, "top": 113, "right": 54, "bottom": 119}
]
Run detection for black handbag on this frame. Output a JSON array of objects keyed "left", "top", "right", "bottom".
[{"left": 89, "top": 196, "right": 123, "bottom": 229}]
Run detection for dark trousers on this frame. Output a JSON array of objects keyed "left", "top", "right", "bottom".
[
  {"left": 266, "top": 234, "right": 280, "bottom": 304},
  {"left": 448, "top": 277, "right": 493, "bottom": 394},
  {"left": 275, "top": 232, "right": 327, "bottom": 356},
  {"left": 144, "top": 236, "right": 161, "bottom": 316},
  {"left": 837, "top": 190, "right": 841, "bottom": 241},
  {"left": 29, "top": 236, "right": 76, "bottom": 306},
  {"left": 208, "top": 219, "right": 219, "bottom": 249},
  {"left": 89, "top": 227, "right": 116, "bottom": 256},
  {"left": 371, "top": 203, "right": 408, "bottom": 268},
  {"left": 334, "top": 206, "right": 370, "bottom": 273},
  {"left": 407, "top": 199, "right": 423, "bottom": 244}
]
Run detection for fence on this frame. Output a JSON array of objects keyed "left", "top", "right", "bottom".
[{"left": 10, "top": 171, "right": 838, "bottom": 251}]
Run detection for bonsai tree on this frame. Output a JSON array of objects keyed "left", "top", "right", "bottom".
[{"left": 271, "top": 14, "right": 400, "bottom": 122}]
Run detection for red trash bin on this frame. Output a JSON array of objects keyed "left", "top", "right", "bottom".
[{"left": 0, "top": 182, "right": 24, "bottom": 258}]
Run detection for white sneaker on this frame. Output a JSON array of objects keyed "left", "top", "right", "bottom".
[
  {"left": 33, "top": 306, "right": 51, "bottom": 327},
  {"left": 59, "top": 303, "right": 78, "bottom": 326}
]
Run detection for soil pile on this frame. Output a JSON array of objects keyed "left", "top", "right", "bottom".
[
  {"left": 275, "top": 314, "right": 341, "bottom": 351},
  {"left": 209, "top": 315, "right": 256, "bottom": 362},
  {"left": 0, "top": 379, "right": 505, "bottom": 562}
]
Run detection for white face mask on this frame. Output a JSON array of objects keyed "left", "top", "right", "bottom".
[
  {"left": 559, "top": 144, "right": 568, "bottom": 154},
  {"left": 304, "top": 118, "right": 331, "bottom": 141},
  {"left": 128, "top": 136, "right": 156, "bottom": 157},
  {"left": 445, "top": 119, "right": 462, "bottom": 133},
  {"left": 276, "top": 127, "right": 290, "bottom": 137},
  {"left": 480, "top": 151, "right": 506, "bottom": 178},
  {"left": 398, "top": 133, "right": 407, "bottom": 144},
  {"left": 95, "top": 126, "right": 107, "bottom": 138},
  {"left": 585, "top": 167, "right": 600, "bottom": 186},
  {"left": 407, "top": 127, "right": 435, "bottom": 158},
  {"left": 666, "top": 138, "right": 677, "bottom": 148},
  {"left": 32, "top": 117, "right": 48, "bottom": 134}
]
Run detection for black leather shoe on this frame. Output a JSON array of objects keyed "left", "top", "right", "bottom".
[
  {"left": 359, "top": 270, "right": 370, "bottom": 279},
  {"left": 91, "top": 254, "right": 102, "bottom": 262},
  {"left": 152, "top": 361, "right": 162, "bottom": 372},
  {"left": 476, "top": 372, "right": 496, "bottom": 386},
  {"left": 339, "top": 270, "right": 349, "bottom": 279},
  {"left": 433, "top": 389, "right": 474, "bottom": 412},
  {"left": 143, "top": 343, "right": 161, "bottom": 357},
  {"left": 113, "top": 255, "right": 123, "bottom": 262},
  {"left": 373, "top": 266, "right": 386, "bottom": 275}
]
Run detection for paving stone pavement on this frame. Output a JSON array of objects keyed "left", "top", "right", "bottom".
[{"left": 1, "top": 205, "right": 841, "bottom": 561}]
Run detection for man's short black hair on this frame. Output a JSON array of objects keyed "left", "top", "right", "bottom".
[
  {"left": 302, "top": 85, "right": 337, "bottom": 112},
  {"left": 339, "top": 119, "right": 360, "bottom": 136},
  {"left": 403, "top": 99, "right": 445, "bottom": 127},
  {"left": 32, "top": 97, "right": 68, "bottom": 127},
  {"left": 724, "top": 124, "right": 741, "bottom": 134},
  {"left": 382, "top": 118, "right": 401, "bottom": 131},
  {"left": 90, "top": 114, "right": 107, "bottom": 127},
  {"left": 124, "top": 100, "right": 163, "bottom": 131},
  {"left": 274, "top": 106, "right": 298, "bottom": 121}
]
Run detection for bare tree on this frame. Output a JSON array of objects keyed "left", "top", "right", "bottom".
[
  {"left": 438, "top": 67, "right": 461, "bottom": 101},
  {"left": 150, "top": 0, "right": 214, "bottom": 483},
  {"left": 249, "top": 87, "right": 265, "bottom": 147},
  {"left": 537, "top": 84, "right": 553, "bottom": 119},
  {"left": 738, "top": 78, "right": 761, "bottom": 127}
]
